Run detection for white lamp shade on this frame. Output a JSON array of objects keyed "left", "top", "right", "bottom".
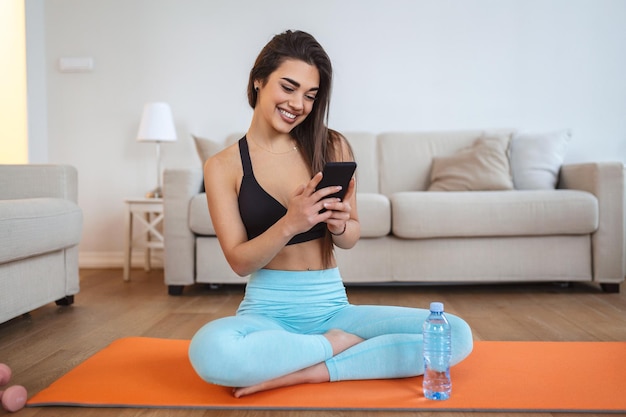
[{"left": 136, "top": 102, "right": 177, "bottom": 142}]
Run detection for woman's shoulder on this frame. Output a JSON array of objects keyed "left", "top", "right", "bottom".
[{"left": 204, "top": 140, "right": 241, "bottom": 177}]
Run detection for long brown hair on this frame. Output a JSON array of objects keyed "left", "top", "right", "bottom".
[{"left": 247, "top": 30, "right": 353, "bottom": 267}]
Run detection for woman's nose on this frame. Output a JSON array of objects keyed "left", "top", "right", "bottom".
[{"left": 289, "top": 95, "right": 304, "bottom": 111}]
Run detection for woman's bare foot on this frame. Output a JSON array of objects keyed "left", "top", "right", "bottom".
[
  {"left": 233, "top": 362, "right": 329, "bottom": 398},
  {"left": 232, "top": 329, "right": 364, "bottom": 398},
  {"left": 323, "top": 329, "right": 364, "bottom": 355}
]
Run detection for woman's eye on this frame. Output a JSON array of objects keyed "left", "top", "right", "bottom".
[{"left": 281, "top": 84, "right": 315, "bottom": 101}]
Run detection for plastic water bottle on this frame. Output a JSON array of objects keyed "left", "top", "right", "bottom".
[{"left": 422, "top": 301, "right": 452, "bottom": 400}]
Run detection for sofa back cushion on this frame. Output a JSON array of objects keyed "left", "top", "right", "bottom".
[
  {"left": 342, "top": 132, "right": 378, "bottom": 193},
  {"left": 377, "top": 130, "right": 514, "bottom": 196},
  {"left": 428, "top": 135, "right": 514, "bottom": 191}
]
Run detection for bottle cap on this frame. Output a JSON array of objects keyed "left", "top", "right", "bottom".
[{"left": 430, "top": 302, "right": 444, "bottom": 312}]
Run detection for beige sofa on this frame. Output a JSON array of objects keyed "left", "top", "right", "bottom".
[
  {"left": 163, "top": 130, "right": 625, "bottom": 295},
  {"left": 0, "top": 165, "right": 83, "bottom": 324}
]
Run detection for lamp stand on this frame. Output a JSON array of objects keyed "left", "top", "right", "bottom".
[{"left": 146, "top": 141, "right": 163, "bottom": 198}]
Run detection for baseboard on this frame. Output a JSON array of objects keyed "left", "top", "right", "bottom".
[{"left": 79, "top": 251, "right": 163, "bottom": 269}]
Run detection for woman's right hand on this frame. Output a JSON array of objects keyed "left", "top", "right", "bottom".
[{"left": 282, "top": 172, "right": 340, "bottom": 235}]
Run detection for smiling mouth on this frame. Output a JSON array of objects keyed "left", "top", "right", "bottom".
[{"left": 279, "top": 108, "right": 297, "bottom": 120}]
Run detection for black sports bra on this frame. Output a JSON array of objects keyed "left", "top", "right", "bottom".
[{"left": 237, "top": 137, "right": 326, "bottom": 245}]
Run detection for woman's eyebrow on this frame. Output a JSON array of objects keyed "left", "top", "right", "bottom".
[{"left": 281, "top": 77, "right": 319, "bottom": 92}]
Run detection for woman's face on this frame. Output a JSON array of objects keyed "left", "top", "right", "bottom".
[{"left": 255, "top": 59, "right": 320, "bottom": 134}]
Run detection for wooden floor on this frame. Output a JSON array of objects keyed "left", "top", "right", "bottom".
[{"left": 1, "top": 268, "right": 625, "bottom": 417}]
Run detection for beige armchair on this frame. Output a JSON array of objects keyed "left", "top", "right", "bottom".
[{"left": 0, "top": 164, "right": 83, "bottom": 324}]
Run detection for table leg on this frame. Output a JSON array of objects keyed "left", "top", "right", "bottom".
[
  {"left": 144, "top": 212, "right": 151, "bottom": 272},
  {"left": 123, "top": 207, "right": 133, "bottom": 281}
]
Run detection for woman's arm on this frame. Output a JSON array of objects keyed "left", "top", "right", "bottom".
[{"left": 203, "top": 150, "right": 288, "bottom": 276}]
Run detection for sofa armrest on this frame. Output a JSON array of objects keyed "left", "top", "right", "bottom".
[
  {"left": 560, "top": 162, "right": 625, "bottom": 284},
  {"left": 163, "top": 168, "right": 203, "bottom": 287},
  {"left": 0, "top": 164, "right": 78, "bottom": 203}
]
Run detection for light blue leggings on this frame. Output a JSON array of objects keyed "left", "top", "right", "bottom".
[{"left": 188, "top": 268, "right": 473, "bottom": 387}]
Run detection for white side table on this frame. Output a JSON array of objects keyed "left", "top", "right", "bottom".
[{"left": 123, "top": 198, "right": 164, "bottom": 281}]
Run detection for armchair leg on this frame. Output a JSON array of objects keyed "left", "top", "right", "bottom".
[
  {"left": 55, "top": 295, "right": 74, "bottom": 306},
  {"left": 168, "top": 285, "right": 184, "bottom": 296},
  {"left": 600, "top": 283, "right": 620, "bottom": 293}
]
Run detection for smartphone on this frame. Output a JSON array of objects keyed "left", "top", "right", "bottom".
[{"left": 315, "top": 161, "right": 357, "bottom": 201}]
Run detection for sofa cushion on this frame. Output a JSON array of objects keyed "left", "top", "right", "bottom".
[
  {"left": 377, "top": 130, "right": 515, "bottom": 195},
  {"left": 391, "top": 190, "right": 597, "bottom": 239},
  {"left": 428, "top": 136, "right": 513, "bottom": 191},
  {"left": 510, "top": 130, "right": 571, "bottom": 190},
  {"left": 356, "top": 193, "right": 391, "bottom": 237},
  {"left": 343, "top": 132, "right": 378, "bottom": 193},
  {"left": 189, "top": 194, "right": 215, "bottom": 235},
  {"left": 0, "top": 198, "right": 83, "bottom": 263},
  {"left": 192, "top": 135, "right": 221, "bottom": 165},
  {"left": 192, "top": 135, "right": 222, "bottom": 194}
]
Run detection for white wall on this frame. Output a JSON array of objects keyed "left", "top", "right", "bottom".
[
  {"left": 25, "top": 0, "right": 48, "bottom": 163},
  {"left": 31, "top": 0, "right": 626, "bottom": 267}
]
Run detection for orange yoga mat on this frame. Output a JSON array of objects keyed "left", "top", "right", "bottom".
[{"left": 28, "top": 337, "right": 626, "bottom": 412}]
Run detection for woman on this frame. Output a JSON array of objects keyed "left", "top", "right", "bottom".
[{"left": 188, "top": 30, "right": 473, "bottom": 398}]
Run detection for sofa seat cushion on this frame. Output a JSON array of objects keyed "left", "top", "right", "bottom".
[
  {"left": 0, "top": 198, "right": 83, "bottom": 263},
  {"left": 391, "top": 190, "right": 598, "bottom": 239},
  {"left": 357, "top": 193, "right": 391, "bottom": 237},
  {"left": 189, "top": 194, "right": 215, "bottom": 235}
]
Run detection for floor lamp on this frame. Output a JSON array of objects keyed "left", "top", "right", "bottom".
[{"left": 136, "top": 102, "right": 177, "bottom": 198}]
